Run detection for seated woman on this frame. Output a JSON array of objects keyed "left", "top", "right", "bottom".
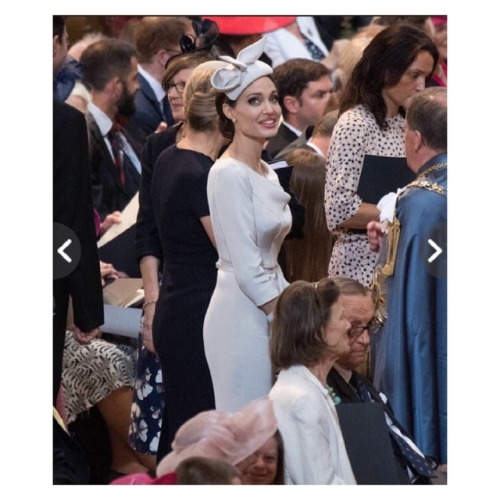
[
  {"left": 269, "top": 278, "right": 356, "bottom": 484},
  {"left": 62, "top": 330, "right": 153, "bottom": 481},
  {"left": 112, "top": 397, "right": 277, "bottom": 485},
  {"left": 236, "top": 430, "right": 285, "bottom": 485},
  {"left": 61, "top": 261, "right": 154, "bottom": 482}
]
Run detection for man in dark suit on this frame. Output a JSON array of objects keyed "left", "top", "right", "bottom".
[
  {"left": 327, "top": 276, "right": 437, "bottom": 484},
  {"left": 53, "top": 99, "right": 104, "bottom": 403},
  {"left": 266, "top": 58, "right": 333, "bottom": 158},
  {"left": 275, "top": 110, "right": 338, "bottom": 161},
  {"left": 126, "top": 16, "right": 193, "bottom": 143},
  {"left": 80, "top": 39, "right": 142, "bottom": 221}
]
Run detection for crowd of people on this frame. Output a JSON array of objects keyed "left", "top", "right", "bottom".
[{"left": 53, "top": 14, "right": 447, "bottom": 485}]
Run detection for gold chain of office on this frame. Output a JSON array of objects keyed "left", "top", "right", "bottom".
[{"left": 406, "top": 162, "right": 447, "bottom": 196}]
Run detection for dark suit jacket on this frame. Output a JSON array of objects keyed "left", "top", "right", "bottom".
[
  {"left": 327, "top": 367, "right": 432, "bottom": 484},
  {"left": 274, "top": 125, "right": 315, "bottom": 161},
  {"left": 53, "top": 100, "right": 104, "bottom": 401},
  {"left": 87, "top": 114, "right": 141, "bottom": 219},
  {"left": 126, "top": 73, "right": 174, "bottom": 141},
  {"left": 265, "top": 123, "right": 299, "bottom": 159}
]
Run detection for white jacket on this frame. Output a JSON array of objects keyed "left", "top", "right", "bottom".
[
  {"left": 264, "top": 16, "right": 329, "bottom": 68},
  {"left": 269, "top": 365, "right": 356, "bottom": 485}
]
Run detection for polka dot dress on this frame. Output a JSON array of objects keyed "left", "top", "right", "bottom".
[{"left": 324, "top": 105, "right": 405, "bottom": 286}]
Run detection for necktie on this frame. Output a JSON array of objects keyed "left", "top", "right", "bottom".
[
  {"left": 303, "top": 38, "right": 326, "bottom": 61},
  {"left": 388, "top": 427, "right": 435, "bottom": 477},
  {"left": 352, "top": 373, "right": 435, "bottom": 478},
  {"left": 107, "top": 126, "right": 125, "bottom": 186}
]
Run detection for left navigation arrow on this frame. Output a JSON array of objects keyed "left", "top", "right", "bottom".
[{"left": 57, "top": 239, "right": 73, "bottom": 263}]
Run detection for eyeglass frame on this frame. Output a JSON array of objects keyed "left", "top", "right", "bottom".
[
  {"left": 164, "top": 81, "right": 187, "bottom": 94},
  {"left": 347, "top": 318, "right": 383, "bottom": 341}
]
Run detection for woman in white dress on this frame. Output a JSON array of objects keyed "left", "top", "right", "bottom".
[
  {"left": 269, "top": 278, "right": 356, "bottom": 485},
  {"left": 204, "top": 38, "right": 292, "bottom": 411}
]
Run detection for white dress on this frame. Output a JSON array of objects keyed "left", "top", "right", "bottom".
[
  {"left": 204, "top": 157, "right": 292, "bottom": 412},
  {"left": 269, "top": 365, "right": 356, "bottom": 485}
]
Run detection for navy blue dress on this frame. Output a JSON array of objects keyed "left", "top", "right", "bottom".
[
  {"left": 129, "top": 126, "right": 180, "bottom": 456},
  {"left": 150, "top": 145, "right": 217, "bottom": 460}
]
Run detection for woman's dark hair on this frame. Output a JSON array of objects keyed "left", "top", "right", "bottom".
[
  {"left": 215, "top": 92, "right": 236, "bottom": 140},
  {"left": 271, "top": 278, "right": 340, "bottom": 369},
  {"left": 53, "top": 16, "right": 66, "bottom": 38},
  {"left": 161, "top": 51, "right": 215, "bottom": 91},
  {"left": 340, "top": 23, "right": 438, "bottom": 129}
]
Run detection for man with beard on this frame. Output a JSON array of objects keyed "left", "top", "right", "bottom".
[{"left": 80, "top": 39, "right": 141, "bottom": 219}]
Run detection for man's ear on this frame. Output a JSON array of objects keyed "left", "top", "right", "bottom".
[
  {"left": 283, "top": 95, "right": 299, "bottom": 115},
  {"left": 106, "top": 76, "right": 122, "bottom": 99},
  {"left": 406, "top": 128, "right": 424, "bottom": 156},
  {"left": 53, "top": 35, "right": 60, "bottom": 57},
  {"left": 155, "top": 49, "right": 170, "bottom": 69}
]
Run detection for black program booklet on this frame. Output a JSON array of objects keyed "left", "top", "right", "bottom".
[{"left": 357, "top": 155, "right": 415, "bottom": 204}]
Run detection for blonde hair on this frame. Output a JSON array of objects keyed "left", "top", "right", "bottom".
[{"left": 183, "top": 67, "right": 220, "bottom": 132}]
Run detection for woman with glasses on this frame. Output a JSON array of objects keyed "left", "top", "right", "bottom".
[{"left": 269, "top": 278, "right": 356, "bottom": 484}]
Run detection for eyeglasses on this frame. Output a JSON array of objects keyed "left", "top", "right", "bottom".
[
  {"left": 164, "top": 81, "right": 186, "bottom": 94},
  {"left": 347, "top": 318, "right": 383, "bottom": 341}
]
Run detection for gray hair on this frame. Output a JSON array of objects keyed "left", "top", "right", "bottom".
[{"left": 406, "top": 87, "right": 447, "bottom": 151}]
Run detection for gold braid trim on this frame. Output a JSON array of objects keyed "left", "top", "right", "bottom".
[{"left": 369, "top": 161, "right": 447, "bottom": 325}]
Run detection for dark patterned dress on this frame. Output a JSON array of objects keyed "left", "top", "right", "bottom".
[{"left": 61, "top": 332, "right": 135, "bottom": 424}]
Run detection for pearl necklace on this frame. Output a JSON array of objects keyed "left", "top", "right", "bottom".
[{"left": 326, "top": 386, "right": 341, "bottom": 405}]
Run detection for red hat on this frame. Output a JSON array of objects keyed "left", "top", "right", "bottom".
[
  {"left": 203, "top": 16, "right": 295, "bottom": 35},
  {"left": 431, "top": 16, "right": 447, "bottom": 26}
]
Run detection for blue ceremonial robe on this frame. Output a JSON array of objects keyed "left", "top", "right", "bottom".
[{"left": 372, "top": 153, "right": 447, "bottom": 464}]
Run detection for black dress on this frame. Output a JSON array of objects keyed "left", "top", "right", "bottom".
[{"left": 150, "top": 145, "right": 217, "bottom": 460}]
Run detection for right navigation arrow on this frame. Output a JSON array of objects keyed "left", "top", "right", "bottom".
[{"left": 427, "top": 239, "right": 442, "bottom": 263}]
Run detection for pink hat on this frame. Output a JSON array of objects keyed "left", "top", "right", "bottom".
[
  {"left": 111, "top": 472, "right": 177, "bottom": 485},
  {"left": 203, "top": 16, "right": 295, "bottom": 35},
  {"left": 431, "top": 16, "right": 447, "bottom": 26},
  {"left": 156, "top": 398, "right": 277, "bottom": 477}
]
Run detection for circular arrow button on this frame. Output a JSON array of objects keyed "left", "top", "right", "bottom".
[
  {"left": 420, "top": 222, "right": 447, "bottom": 279},
  {"left": 54, "top": 223, "right": 81, "bottom": 279}
]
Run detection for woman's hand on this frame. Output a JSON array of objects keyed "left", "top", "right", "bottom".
[
  {"left": 99, "top": 261, "right": 120, "bottom": 286},
  {"left": 367, "top": 221, "right": 384, "bottom": 252},
  {"left": 72, "top": 326, "right": 101, "bottom": 344},
  {"left": 142, "top": 302, "right": 156, "bottom": 353}
]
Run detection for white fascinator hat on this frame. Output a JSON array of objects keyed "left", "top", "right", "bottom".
[{"left": 211, "top": 37, "right": 273, "bottom": 100}]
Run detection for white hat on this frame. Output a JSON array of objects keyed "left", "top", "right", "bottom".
[{"left": 211, "top": 37, "right": 273, "bottom": 100}]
